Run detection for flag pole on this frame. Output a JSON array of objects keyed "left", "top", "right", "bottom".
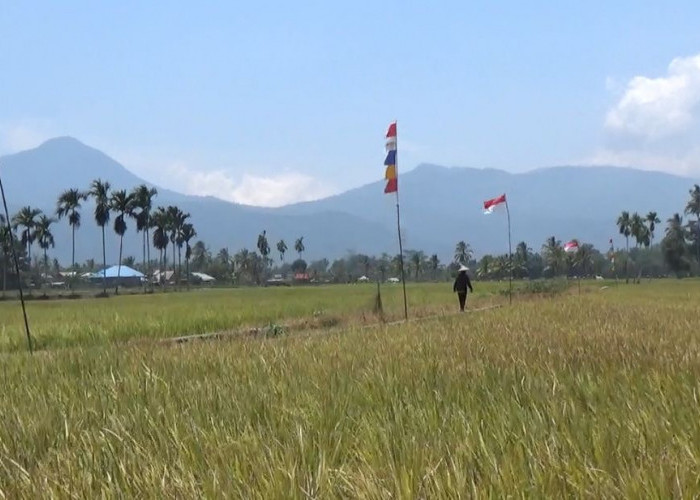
[
  {"left": 505, "top": 198, "right": 512, "bottom": 304},
  {"left": 394, "top": 123, "right": 408, "bottom": 321},
  {"left": 0, "top": 166, "right": 33, "bottom": 354},
  {"left": 395, "top": 190, "right": 408, "bottom": 321}
]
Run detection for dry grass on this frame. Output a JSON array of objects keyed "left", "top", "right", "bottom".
[{"left": 0, "top": 280, "right": 699, "bottom": 496}]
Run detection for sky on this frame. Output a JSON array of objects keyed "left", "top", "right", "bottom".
[{"left": 2, "top": 1, "right": 700, "bottom": 206}]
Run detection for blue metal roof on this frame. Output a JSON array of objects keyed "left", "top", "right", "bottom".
[{"left": 91, "top": 265, "right": 145, "bottom": 278}]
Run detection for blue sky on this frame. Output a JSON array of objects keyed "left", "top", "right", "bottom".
[{"left": 2, "top": 1, "right": 700, "bottom": 205}]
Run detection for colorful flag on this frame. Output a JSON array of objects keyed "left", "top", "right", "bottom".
[
  {"left": 483, "top": 193, "right": 507, "bottom": 214},
  {"left": 384, "top": 121, "right": 397, "bottom": 194},
  {"left": 564, "top": 240, "right": 579, "bottom": 253},
  {"left": 608, "top": 238, "right": 615, "bottom": 268}
]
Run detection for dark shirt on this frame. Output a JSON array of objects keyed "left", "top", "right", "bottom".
[{"left": 453, "top": 272, "right": 473, "bottom": 293}]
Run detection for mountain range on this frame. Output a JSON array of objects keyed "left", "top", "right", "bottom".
[{"left": 0, "top": 137, "right": 698, "bottom": 266}]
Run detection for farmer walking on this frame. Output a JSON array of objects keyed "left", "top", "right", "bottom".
[{"left": 453, "top": 265, "right": 473, "bottom": 312}]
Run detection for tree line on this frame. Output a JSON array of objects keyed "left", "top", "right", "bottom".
[
  {"left": 0, "top": 181, "right": 196, "bottom": 295},
  {"left": 2, "top": 182, "right": 699, "bottom": 293}
]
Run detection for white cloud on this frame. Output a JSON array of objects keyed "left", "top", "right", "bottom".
[
  {"left": 605, "top": 54, "right": 700, "bottom": 139},
  {"left": 585, "top": 147, "right": 700, "bottom": 177},
  {"left": 0, "top": 120, "right": 53, "bottom": 154},
  {"left": 167, "top": 162, "right": 336, "bottom": 207}
]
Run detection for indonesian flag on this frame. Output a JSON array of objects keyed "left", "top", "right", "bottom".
[
  {"left": 564, "top": 240, "right": 579, "bottom": 253},
  {"left": 483, "top": 193, "right": 506, "bottom": 214},
  {"left": 384, "top": 121, "right": 398, "bottom": 194}
]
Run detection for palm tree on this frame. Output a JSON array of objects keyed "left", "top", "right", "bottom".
[
  {"left": 0, "top": 215, "right": 11, "bottom": 295},
  {"left": 276, "top": 239, "right": 287, "bottom": 263},
  {"left": 410, "top": 250, "right": 425, "bottom": 279},
  {"left": 662, "top": 213, "right": 690, "bottom": 277},
  {"left": 541, "top": 236, "right": 565, "bottom": 277},
  {"left": 630, "top": 212, "right": 648, "bottom": 248},
  {"left": 166, "top": 206, "right": 189, "bottom": 285},
  {"left": 685, "top": 184, "right": 700, "bottom": 270},
  {"left": 181, "top": 223, "right": 196, "bottom": 288},
  {"left": 131, "top": 185, "right": 158, "bottom": 279},
  {"left": 616, "top": 210, "right": 631, "bottom": 283},
  {"left": 294, "top": 236, "right": 305, "bottom": 260},
  {"left": 429, "top": 254, "right": 440, "bottom": 280},
  {"left": 110, "top": 189, "right": 134, "bottom": 294},
  {"left": 35, "top": 215, "right": 56, "bottom": 277},
  {"left": 454, "top": 241, "right": 472, "bottom": 265},
  {"left": 11, "top": 206, "right": 42, "bottom": 271},
  {"left": 477, "top": 255, "right": 492, "bottom": 279},
  {"left": 646, "top": 211, "right": 660, "bottom": 245},
  {"left": 151, "top": 207, "right": 170, "bottom": 287},
  {"left": 89, "top": 179, "right": 111, "bottom": 294},
  {"left": 56, "top": 188, "right": 88, "bottom": 271}
]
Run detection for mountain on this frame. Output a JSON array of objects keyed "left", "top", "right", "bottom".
[
  {"left": 279, "top": 163, "right": 700, "bottom": 257},
  {"left": 1, "top": 138, "right": 698, "bottom": 266},
  {"left": 0, "top": 138, "right": 392, "bottom": 265}
]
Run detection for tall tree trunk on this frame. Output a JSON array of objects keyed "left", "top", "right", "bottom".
[
  {"left": 146, "top": 225, "right": 151, "bottom": 290},
  {"left": 163, "top": 245, "right": 167, "bottom": 291},
  {"left": 178, "top": 245, "right": 182, "bottom": 288},
  {"left": 115, "top": 234, "right": 123, "bottom": 295},
  {"left": 101, "top": 225, "right": 107, "bottom": 294},
  {"left": 186, "top": 256, "right": 190, "bottom": 291},
  {"left": 172, "top": 241, "right": 177, "bottom": 289},
  {"left": 71, "top": 224, "right": 76, "bottom": 270},
  {"left": 697, "top": 217, "right": 700, "bottom": 274},
  {"left": 625, "top": 236, "right": 629, "bottom": 284}
]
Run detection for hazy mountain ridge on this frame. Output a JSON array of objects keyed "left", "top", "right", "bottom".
[{"left": 1, "top": 137, "right": 698, "bottom": 266}]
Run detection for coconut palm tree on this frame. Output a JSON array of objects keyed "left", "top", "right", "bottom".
[
  {"left": 35, "top": 214, "right": 56, "bottom": 277},
  {"left": 662, "top": 213, "right": 690, "bottom": 277},
  {"left": 150, "top": 207, "right": 170, "bottom": 287},
  {"left": 11, "top": 206, "right": 42, "bottom": 271},
  {"left": 166, "top": 206, "right": 189, "bottom": 285},
  {"left": 541, "top": 236, "right": 565, "bottom": 277},
  {"left": 276, "top": 239, "right": 287, "bottom": 263},
  {"left": 616, "top": 210, "right": 632, "bottom": 283},
  {"left": 685, "top": 184, "right": 700, "bottom": 270},
  {"left": 646, "top": 211, "right": 660, "bottom": 245},
  {"left": 630, "top": 212, "right": 649, "bottom": 248},
  {"left": 429, "top": 254, "right": 440, "bottom": 280},
  {"left": 130, "top": 185, "right": 158, "bottom": 278},
  {"left": 454, "top": 241, "right": 472, "bottom": 265},
  {"left": 0, "top": 215, "right": 11, "bottom": 295},
  {"left": 294, "top": 236, "right": 305, "bottom": 260},
  {"left": 56, "top": 188, "right": 88, "bottom": 271},
  {"left": 180, "top": 223, "right": 196, "bottom": 288},
  {"left": 89, "top": 179, "right": 111, "bottom": 294},
  {"left": 110, "top": 189, "right": 134, "bottom": 294}
]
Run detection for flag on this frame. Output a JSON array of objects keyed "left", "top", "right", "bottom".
[
  {"left": 608, "top": 238, "right": 615, "bottom": 268},
  {"left": 384, "top": 121, "right": 397, "bottom": 194},
  {"left": 483, "top": 193, "right": 506, "bottom": 214},
  {"left": 564, "top": 240, "right": 579, "bottom": 253}
]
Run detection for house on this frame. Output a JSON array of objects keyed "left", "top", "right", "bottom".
[
  {"left": 191, "top": 272, "right": 216, "bottom": 284},
  {"left": 89, "top": 265, "right": 145, "bottom": 287},
  {"left": 152, "top": 269, "right": 175, "bottom": 284}
]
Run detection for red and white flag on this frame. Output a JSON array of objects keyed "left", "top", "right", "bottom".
[
  {"left": 483, "top": 193, "right": 507, "bottom": 214},
  {"left": 564, "top": 240, "right": 579, "bottom": 253}
]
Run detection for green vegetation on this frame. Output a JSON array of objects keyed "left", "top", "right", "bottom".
[{"left": 0, "top": 281, "right": 699, "bottom": 496}]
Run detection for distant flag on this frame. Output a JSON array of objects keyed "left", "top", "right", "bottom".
[
  {"left": 482, "top": 192, "right": 513, "bottom": 302},
  {"left": 608, "top": 238, "right": 615, "bottom": 268},
  {"left": 483, "top": 193, "right": 507, "bottom": 214},
  {"left": 564, "top": 240, "right": 579, "bottom": 253},
  {"left": 384, "top": 122, "right": 398, "bottom": 194}
]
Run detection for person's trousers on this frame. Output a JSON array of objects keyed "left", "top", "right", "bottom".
[{"left": 457, "top": 292, "right": 467, "bottom": 311}]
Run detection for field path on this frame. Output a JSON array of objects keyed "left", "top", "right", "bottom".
[{"left": 164, "top": 304, "right": 504, "bottom": 345}]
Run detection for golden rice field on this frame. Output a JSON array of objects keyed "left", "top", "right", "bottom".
[{"left": 1, "top": 280, "right": 699, "bottom": 497}]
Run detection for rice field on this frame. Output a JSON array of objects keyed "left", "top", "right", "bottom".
[{"left": 1, "top": 280, "right": 699, "bottom": 497}]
